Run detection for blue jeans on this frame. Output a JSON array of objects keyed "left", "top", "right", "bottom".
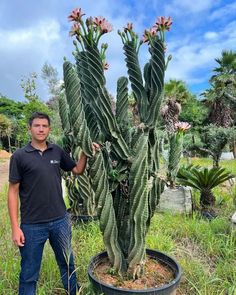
[{"left": 19, "top": 214, "right": 78, "bottom": 295}]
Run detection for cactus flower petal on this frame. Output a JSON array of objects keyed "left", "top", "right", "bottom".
[
  {"left": 68, "top": 8, "right": 85, "bottom": 22},
  {"left": 124, "top": 22, "right": 133, "bottom": 32},
  {"left": 94, "top": 16, "right": 113, "bottom": 34},
  {"left": 175, "top": 121, "right": 191, "bottom": 132},
  {"left": 156, "top": 16, "right": 172, "bottom": 31}
]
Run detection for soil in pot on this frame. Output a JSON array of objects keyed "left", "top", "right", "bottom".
[{"left": 93, "top": 256, "right": 175, "bottom": 290}]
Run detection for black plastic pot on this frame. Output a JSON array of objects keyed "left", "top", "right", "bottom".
[{"left": 87, "top": 249, "right": 181, "bottom": 295}]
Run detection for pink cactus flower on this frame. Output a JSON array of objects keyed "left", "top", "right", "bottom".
[
  {"left": 93, "top": 16, "right": 105, "bottom": 26},
  {"left": 100, "top": 19, "right": 113, "bottom": 33},
  {"left": 175, "top": 122, "right": 191, "bottom": 132},
  {"left": 124, "top": 22, "right": 133, "bottom": 32},
  {"left": 68, "top": 8, "right": 85, "bottom": 22},
  {"left": 156, "top": 16, "right": 172, "bottom": 31},
  {"left": 142, "top": 26, "right": 157, "bottom": 43},
  {"left": 94, "top": 17, "right": 113, "bottom": 34},
  {"left": 69, "top": 23, "right": 80, "bottom": 36}
]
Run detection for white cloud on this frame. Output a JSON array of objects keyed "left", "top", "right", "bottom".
[
  {"left": 0, "top": 0, "right": 235, "bottom": 101},
  {"left": 0, "top": 20, "right": 60, "bottom": 47},
  {"left": 165, "top": 19, "right": 236, "bottom": 88},
  {"left": 165, "top": 0, "right": 216, "bottom": 15},
  {"left": 204, "top": 32, "right": 219, "bottom": 40},
  {"left": 209, "top": 1, "right": 236, "bottom": 20},
  {"left": 0, "top": 19, "right": 63, "bottom": 100}
]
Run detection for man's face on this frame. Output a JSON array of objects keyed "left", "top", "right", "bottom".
[{"left": 29, "top": 118, "right": 51, "bottom": 142}]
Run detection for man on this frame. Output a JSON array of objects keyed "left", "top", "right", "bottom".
[{"left": 8, "top": 112, "right": 99, "bottom": 295}]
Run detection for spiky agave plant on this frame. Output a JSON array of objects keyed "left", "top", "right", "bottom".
[
  {"left": 177, "top": 165, "right": 235, "bottom": 208},
  {"left": 62, "top": 9, "right": 172, "bottom": 278}
]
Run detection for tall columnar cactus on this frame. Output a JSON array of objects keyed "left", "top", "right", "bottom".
[
  {"left": 166, "top": 122, "right": 191, "bottom": 188},
  {"left": 59, "top": 89, "right": 96, "bottom": 217},
  {"left": 64, "top": 9, "right": 172, "bottom": 277}
]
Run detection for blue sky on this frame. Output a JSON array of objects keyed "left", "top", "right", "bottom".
[{"left": 0, "top": 0, "right": 235, "bottom": 102}]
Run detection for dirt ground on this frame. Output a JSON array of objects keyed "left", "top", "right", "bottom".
[{"left": 0, "top": 159, "right": 10, "bottom": 192}]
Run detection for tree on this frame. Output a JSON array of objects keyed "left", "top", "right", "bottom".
[
  {"left": 180, "top": 95, "right": 207, "bottom": 127},
  {"left": 0, "top": 95, "right": 25, "bottom": 118},
  {"left": 20, "top": 73, "right": 39, "bottom": 101},
  {"left": 200, "top": 125, "right": 234, "bottom": 167},
  {"left": 0, "top": 114, "right": 13, "bottom": 151},
  {"left": 0, "top": 95, "right": 25, "bottom": 149},
  {"left": 213, "top": 50, "right": 236, "bottom": 75},
  {"left": 201, "top": 50, "right": 236, "bottom": 161},
  {"left": 165, "top": 79, "right": 190, "bottom": 104},
  {"left": 17, "top": 73, "right": 51, "bottom": 145},
  {"left": 41, "top": 63, "right": 63, "bottom": 141},
  {"left": 203, "top": 50, "right": 236, "bottom": 128}
]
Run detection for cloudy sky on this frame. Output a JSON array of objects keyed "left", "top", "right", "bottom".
[{"left": 0, "top": 0, "right": 235, "bottom": 102}]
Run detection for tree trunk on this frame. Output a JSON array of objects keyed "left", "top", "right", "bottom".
[
  {"left": 200, "top": 190, "right": 215, "bottom": 208},
  {"left": 213, "top": 153, "right": 220, "bottom": 168},
  {"left": 7, "top": 135, "right": 11, "bottom": 153},
  {"left": 232, "top": 139, "right": 236, "bottom": 159}
]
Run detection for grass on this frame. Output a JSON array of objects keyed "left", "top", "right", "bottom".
[{"left": 0, "top": 158, "right": 236, "bottom": 294}]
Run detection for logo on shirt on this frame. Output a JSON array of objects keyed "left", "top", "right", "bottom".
[{"left": 50, "top": 160, "right": 60, "bottom": 164}]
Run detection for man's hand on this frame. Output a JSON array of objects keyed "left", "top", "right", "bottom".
[
  {"left": 72, "top": 143, "right": 100, "bottom": 175},
  {"left": 92, "top": 142, "right": 100, "bottom": 155},
  {"left": 12, "top": 226, "right": 25, "bottom": 247}
]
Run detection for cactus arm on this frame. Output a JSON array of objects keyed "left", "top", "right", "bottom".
[
  {"left": 66, "top": 177, "right": 82, "bottom": 215},
  {"left": 143, "top": 62, "right": 151, "bottom": 99},
  {"left": 63, "top": 61, "right": 93, "bottom": 157},
  {"left": 59, "top": 93, "right": 71, "bottom": 134},
  {"left": 83, "top": 104, "right": 101, "bottom": 142},
  {"left": 123, "top": 42, "right": 149, "bottom": 122},
  {"left": 113, "top": 185, "right": 130, "bottom": 258},
  {"left": 77, "top": 48, "right": 130, "bottom": 160},
  {"left": 146, "top": 176, "right": 165, "bottom": 230},
  {"left": 76, "top": 173, "right": 96, "bottom": 216},
  {"left": 116, "top": 77, "right": 132, "bottom": 147},
  {"left": 76, "top": 51, "right": 111, "bottom": 140},
  {"left": 116, "top": 77, "right": 129, "bottom": 124},
  {"left": 150, "top": 39, "right": 165, "bottom": 102},
  {"left": 167, "top": 131, "right": 184, "bottom": 188},
  {"left": 85, "top": 44, "right": 106, "bottom": 87},
  {"left": 89, "top": 152, "right": 126, "bottom": 273},
  {"left": 127, "top": 133, "right": 149, "bottom": 277},
  {"left": 97, "top": 86, "right": 130, "bottom": 160},
  {"left": 146, "top": 39, "right": 165, "bottom": 127}
]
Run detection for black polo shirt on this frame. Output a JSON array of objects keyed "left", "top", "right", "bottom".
[{"left": 9, "top": 142, "right": 76, "bottom": 224}]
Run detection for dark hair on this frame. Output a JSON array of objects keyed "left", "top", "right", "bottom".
[{"left": 28, "top": 112, "right": 51, "bottom": 126}]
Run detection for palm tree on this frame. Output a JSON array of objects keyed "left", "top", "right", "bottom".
[
  {"left": 161, "top": 79, "right": 190, "bottom": 132},
  {"left": 177, "top": 165, "right": 235, "bottom": 209},
  {"left": 165, "top": 79, "right": 190, "bottom": 104},
  {"left": 203, "top": 50, "right": 236, "bottom": 128},
  {"left": 201, "top": 50, "right": 236, "bottom": 161},
  {"left": 213, "top": 50, "right": 236, "bottom": 75}
]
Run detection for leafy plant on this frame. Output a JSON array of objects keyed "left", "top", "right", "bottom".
[
  {"left": 177, "top": 165, "right": 235, "bottom": 209},
  {"left": 199, "top": 125, "right": 235, "bottom": 167}
]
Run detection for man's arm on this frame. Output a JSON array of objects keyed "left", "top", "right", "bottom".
[
  {"left": 72, "top": 143, "right": 100, "bottom": 175},
  {"left": 72, "top": 151, "right": 88, "bottom": 175},
  {"left": 7, "top": 182, "right": 25, "bottom": 247}
]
